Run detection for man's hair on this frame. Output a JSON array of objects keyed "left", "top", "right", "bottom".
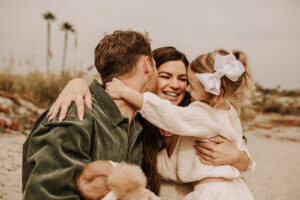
[{"left": 94, "top": 30, "right": 153, "bottom": 85}]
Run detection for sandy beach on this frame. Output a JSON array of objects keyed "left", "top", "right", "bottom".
[
  {"left": 0, "top": 113, "right": 300, "bottom": 200},
  {"left": 245, "top": 129, "right": 300, "bottom": 200},
  {"left": 0, "top": 132, "right": 25, "bottom": 200}
]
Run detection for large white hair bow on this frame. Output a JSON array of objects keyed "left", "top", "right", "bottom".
[{"left": 195, "top": 53, "right": 245, "bottom": 95}]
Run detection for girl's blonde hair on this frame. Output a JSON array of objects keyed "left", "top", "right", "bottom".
[{"left": 190, "top": 48, "right": 255, "bottom": 113}]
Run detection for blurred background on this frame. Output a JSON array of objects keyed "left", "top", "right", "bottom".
[{"left": 0, "top": 0, "right": 299, "bottom": 199}]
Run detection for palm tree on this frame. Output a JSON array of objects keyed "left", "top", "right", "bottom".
[
  {"left": 61, "top": 22, "right": 73, "bottom": 73},
  {"left": 43, "top": 12, "right": 56, "bottom": 75},
  {"left": 71, "top": 28, "right": 77, "bottom": 49},
  {"left": 71, "top": 28, "right": 78, "bottom": 73}
]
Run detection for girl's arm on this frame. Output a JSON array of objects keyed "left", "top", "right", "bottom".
[
  {"left": 139, "top": 92, "right": 221, "bottom": 138},
  {"left": 235, "top": 139, "right": 256, "bottom": 172},
  {"left": 106, "top": 78, "right": 221, "bottom": 138}
]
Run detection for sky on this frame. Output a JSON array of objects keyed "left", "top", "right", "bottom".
[{"left": 0, "top": 0, "right": 299, "bottom": 89}]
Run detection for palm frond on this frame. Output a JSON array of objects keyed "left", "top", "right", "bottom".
[
  {"left": 43, "top": 12, "right": 56, "bottom": 21},
  {"left": 61, "top": 22, "right": 73, "bottom": 31}
]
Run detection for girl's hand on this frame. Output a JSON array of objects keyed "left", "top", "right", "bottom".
[
  {"left": 105, "top": 78, "right": 126, "bottom": 100},
  {"left": 47, "top": 78, "right": 92, "bottom": 121},
  {"left": 106, "top": 78, "right": 143, "bottom": 109},
  {"left": 193, "top": 136, "right": 249, "bottom": 171}
]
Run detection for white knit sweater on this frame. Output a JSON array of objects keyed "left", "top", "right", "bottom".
[{"left": 140, "top": 92, "right": 255, "bottom": 183}]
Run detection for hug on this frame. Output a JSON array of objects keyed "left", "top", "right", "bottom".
[{"left": 22, "top": 30, "right": 255, "bottom": 200}]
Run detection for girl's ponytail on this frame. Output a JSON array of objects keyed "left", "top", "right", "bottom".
[
  {"left": 229, "top": 50, "right": 255, "bottom": 111},
  {"left": 233, "top": 50, "right": 247, "bottom": 68}
]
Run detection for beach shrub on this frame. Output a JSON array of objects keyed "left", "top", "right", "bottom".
[{"left": 0, "top": 71, "right": 84, "bottom": 108}]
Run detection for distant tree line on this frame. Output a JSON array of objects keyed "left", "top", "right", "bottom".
[{"left": 256, "top": 83, "right": 300, "bottom": 96}]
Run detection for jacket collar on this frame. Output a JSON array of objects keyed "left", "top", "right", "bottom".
[{"left": 89, "top": 79, "right": 124, "bottom": 126}]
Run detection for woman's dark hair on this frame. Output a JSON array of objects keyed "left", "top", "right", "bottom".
[
  {"left": 153, "top": 46, "right": 189, "bottom": 69},
  {"left": 141, "top": 46, "right": 190, "bottom": 195}
]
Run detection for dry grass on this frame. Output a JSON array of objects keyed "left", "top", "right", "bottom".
[
  {"left": 240, "top": 84, "right": 300, "bottom": 120},
  {"left": 0, "top": 71, "right": 84, "bottom": 108}
]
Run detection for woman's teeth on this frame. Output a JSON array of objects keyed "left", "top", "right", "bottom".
[{"left": 164, "top": 92, "right": 179, "bottom": 97}]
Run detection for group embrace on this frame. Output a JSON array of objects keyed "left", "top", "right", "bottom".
[{"left": 22, "top": 30, "right": 256, "bottom": 200}]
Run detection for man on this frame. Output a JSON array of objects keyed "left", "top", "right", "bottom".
[{"left": 22, "top": 30, "right": 157, "bottom": 199}]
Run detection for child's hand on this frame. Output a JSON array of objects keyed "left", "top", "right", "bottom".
[
  {"left": 105, "top": 78, "right": 126, "bottom": 99},
  {"left": 106, "top": 77, "right": 143, "bottom": 109}
]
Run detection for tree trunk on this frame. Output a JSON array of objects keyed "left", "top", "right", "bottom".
[
  {"left": 73, "top": 32, "right": 77, "bottom": 73},
  {"left": 62, "top": 31, "right": 68, "bottom": 74},
  {"left": 46, "top": 22, "right": 50, "bottom": 75}
]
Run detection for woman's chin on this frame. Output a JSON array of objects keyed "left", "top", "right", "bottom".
[{"left": 164, "top": 95, "right": 183, "bottom": 105}]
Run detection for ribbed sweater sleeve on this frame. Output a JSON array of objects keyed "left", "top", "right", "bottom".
[{"left": 139, "top": 92, "right": 221, "bottom": 138}]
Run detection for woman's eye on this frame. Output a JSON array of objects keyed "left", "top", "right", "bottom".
[
  {"left": 159, "top": 76, "right": 169, "bottom": 79},
  {"left": 179, "top": 78, "right": 187, "bottom": 82}
]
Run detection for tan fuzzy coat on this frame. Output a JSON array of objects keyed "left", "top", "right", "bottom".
[{"left": 107, "top": 162, "right": 160, "bottom": 200}]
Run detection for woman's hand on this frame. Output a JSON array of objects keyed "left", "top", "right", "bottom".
[
  {"left": 47, "top": 78, "right": 92, "bottom": 121},
  {"left": 194, "top": 136, "right": 249, "bottom": 172},
  {"left": 105, "top": 78, "right": 126, "bottom": 100}
]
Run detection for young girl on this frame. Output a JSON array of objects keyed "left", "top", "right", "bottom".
[{"left": 106, "top": 48, "right": 255, "bottom": 200}]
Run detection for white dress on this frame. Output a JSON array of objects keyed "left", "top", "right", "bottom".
[
  {"left": 158, "top": 139, "right": 193, "bottom": 200},
  {"left": 159, "top": 179, "right": 193, "bottom": 200},
  {"left": 140, "top": 92, "right": 255, "bottom": 200}
]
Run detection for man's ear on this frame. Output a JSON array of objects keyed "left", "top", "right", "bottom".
[{"left": 142, "top": 56, "right": 151, "bottom": 74}]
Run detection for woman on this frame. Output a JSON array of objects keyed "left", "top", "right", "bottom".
[{"left": 47, "top": 47, "right": 252, "bottom": 200}]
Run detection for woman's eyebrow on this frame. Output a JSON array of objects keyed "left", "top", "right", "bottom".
[{"left": 158, "top": 72, "right": 171, "bottom": 75}]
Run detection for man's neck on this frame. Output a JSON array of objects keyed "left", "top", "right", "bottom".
[
  {"left": 113, "top": 75, "right": 144, "bottom": 126},
  {"left": 114, "top": 99, "right": 137, "bottom": 124}
]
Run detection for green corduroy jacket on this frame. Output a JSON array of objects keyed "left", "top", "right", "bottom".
[{"left": 22, "top": 80, "right": 143, "bottom": 200}]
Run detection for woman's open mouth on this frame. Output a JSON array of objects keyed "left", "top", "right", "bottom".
[{"left": 163, "top": 91, "right": 180, "bottom": 97}]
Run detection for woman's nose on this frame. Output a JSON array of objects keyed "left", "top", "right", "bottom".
[{"left": 170, "top": 78, "right": 179, "bottom": 89}]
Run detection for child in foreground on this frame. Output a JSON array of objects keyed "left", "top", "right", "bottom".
[{"left": 106, "top": 49, "right": 256, "bottom": 200}]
